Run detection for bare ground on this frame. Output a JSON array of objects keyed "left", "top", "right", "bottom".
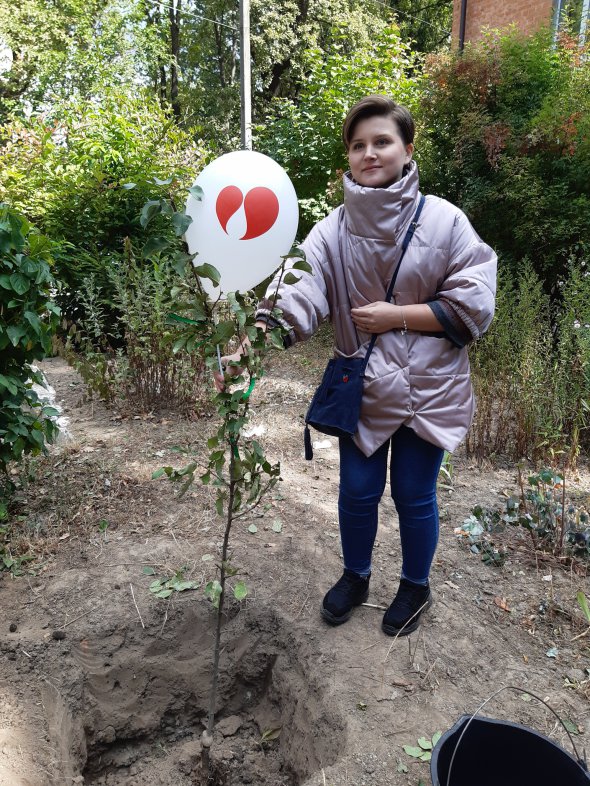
[{"left": 1, "top": 336, "right": 589, "bottom": 786}]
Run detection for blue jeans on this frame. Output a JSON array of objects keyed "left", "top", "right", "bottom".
[{"left": 338, "top": 426, "right": 444, "bottom": 585}]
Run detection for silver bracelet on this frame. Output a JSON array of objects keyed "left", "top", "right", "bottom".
[{"left": 400, "top": 306, "right": 408, "bottom": 334}]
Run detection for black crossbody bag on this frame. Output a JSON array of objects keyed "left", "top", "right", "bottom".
[{"left": 304, "top": 194, "right": 426, "bottom": 460}]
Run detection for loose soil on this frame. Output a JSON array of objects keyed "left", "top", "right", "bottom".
[{"left": 1, "top": 333, "right": 589, "bottom": 786}]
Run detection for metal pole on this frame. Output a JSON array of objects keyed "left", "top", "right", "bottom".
[
  {"left": 239, "top": 0, "right": 252, "bottom": 150},
  {"left": 553, "top": 0, "right": 563, "bottom": 46}
]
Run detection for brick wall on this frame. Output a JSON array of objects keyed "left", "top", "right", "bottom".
[{"left": 452, "top": 0, "right": 555, "bottom": 44}]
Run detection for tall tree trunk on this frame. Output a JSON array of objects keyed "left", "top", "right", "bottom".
[
  {"left": 214, "top": 21, "right": 226, "bottom": 89},
  {"left": 144, "top": 0, "right": 168, "bottom": 107},
  {"left": 169, "top": 0, "right": 181, "bottom": 120}
]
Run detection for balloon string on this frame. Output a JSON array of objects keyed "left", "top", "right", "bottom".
[{"left": 216, "top": 344, "right": 223, "bottom": 375}]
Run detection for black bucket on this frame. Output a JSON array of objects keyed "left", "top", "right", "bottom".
[{"left": 431, "top": 714, "right": 590, "bottom": 786}]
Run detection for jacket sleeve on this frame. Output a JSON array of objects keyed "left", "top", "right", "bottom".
[
  {"left": 256, "top": 217, "right": 333, "bottom": 346},
  {"left": 427, "top": 210, "right": 497, "bottom": 346}
]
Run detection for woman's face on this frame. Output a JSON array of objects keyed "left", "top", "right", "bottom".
[{"left": 347, "top": 115, "right": 413, "bottom": 188}]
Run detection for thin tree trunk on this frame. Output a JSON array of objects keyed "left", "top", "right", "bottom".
[
  {"left": 201, "top": 452, "right": 236, "bottom": 784},
  {"left": 169, "top": 0, "right": 181, "bottom": 120}
]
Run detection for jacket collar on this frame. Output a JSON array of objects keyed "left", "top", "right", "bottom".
[{"left": 342, "top": 160, "right": 420, "bottom": 242}]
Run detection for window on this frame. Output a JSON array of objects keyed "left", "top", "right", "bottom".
[{"left": 554, "top": 0, "right": 590, "bottom": 43}]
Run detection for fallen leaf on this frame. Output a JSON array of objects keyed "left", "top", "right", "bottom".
[
  {"left": 494, "top": 596, "right": 511, "bottom": 612},
  {"left": 562, "top": 718, "right": 580, "bottom": 735}
]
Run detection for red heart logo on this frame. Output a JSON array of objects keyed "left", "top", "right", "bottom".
[
  {"left": 215, "top": 185, "right": 280, "bottom": 240},
  {"left": 215, "top": 185, "right": 243, "bottom": 234},
  {"left": 241, "top": 187, "right": 280, "bottom": 240}
]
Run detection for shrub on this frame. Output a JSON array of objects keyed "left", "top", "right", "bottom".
[
  {"left": 467, "top": 259, "right": 590, "bottom": 463},
  {"left": 257, "top": 23, "right": 420, "bottom": 234},
  {"left": 417, "top": 27, "right": 590, "bottom": 291},
  {"left": 59, "top": 194, "right": 210, "bottom": 416},
  {"left": 0, "top": 205, "right": 60, "bottom": 503},
  {"left": 0, "top": 92, "right": 212, "bottom": 324}
]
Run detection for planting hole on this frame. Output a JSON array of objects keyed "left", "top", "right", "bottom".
[{"left": 47, "top": 603, "right": 344, "bottom": 785}]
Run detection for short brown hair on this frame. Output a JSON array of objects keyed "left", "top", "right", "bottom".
[{"left": 342, "top": 95, "right": 415, "bottom": 149}]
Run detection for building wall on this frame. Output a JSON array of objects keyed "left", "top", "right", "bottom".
[{"left": 452, "top": 0, "right": 555, "bottom": 44}]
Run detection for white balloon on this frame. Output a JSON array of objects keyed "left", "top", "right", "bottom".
[{"left": 185, "top": 150, "right": 299, "bottom": 296}]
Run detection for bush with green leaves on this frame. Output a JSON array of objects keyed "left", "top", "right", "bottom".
[
  {"left": 0, "top": 205, "right": 60, "bottom": 505},
  {"left": 467, "top": 258, "right": 590, "bottom": 462},
  {"left": 0, "top": 91, "right": 212, "bottom": 325},
  {"left": 459, "top": 468, "right": 590, "bottom": 564},
  {"left": 60, "top": 187, "right": 211, "bottom": 414},
  {"left": 258, "top": 23, "right": 420, "bottom": 234},
  {"left": 417, "top": 28, "right": 590, "bottom": 292}
]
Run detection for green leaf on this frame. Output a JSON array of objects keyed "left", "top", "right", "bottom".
[
  {"left": 142, "top": 237, "right": 170, "bottom": 257},
  {"left": 24, "top": 311, "right": 42, "bottom": 334},
  {"left": 149, "top": 579, "right": 163, "bottom": 591},
  {"left": 247, "top": 523, "right": 258, "bottom": 534},
  {"left": 272, "top": 519, "right": 283, "bottom": 533},
  {"left": 291, "top": 259, "right": 313, "bottom": 274},
  {"left": 6, "top": 325, "right": 26, "bottom": 346},
  {"left": 167, "top": 312, "right": 202, "bottom": 326},
  {"left": 172, "top": 212, "right": 192, "bottom": 236},
  {"left": 577, "top": 591, "right": 590, "bottom": 625},
  {"left": 402, "top": 746, "right": 422, "bottom": 758},
  {"left": 194, "top": 262, "right": 221, "bottom": 286},
  {"left": 418, "top": 737, "right": 432, "bottom": 750},
  {"left": 188, "top": 185, "right": 204, "bottom": 201},
  {"left": 172, "top": 335, "right": 188, "bottom": 353},
  {"left": 260, "top": 726, "right": 282, "bottom": 742},
  {"left": 0, "top": 374, "right": 18, "bottom": 394},
  {"left": 156, "top": 588, "right": 174, "bottom": 599},
  {"left": 282, "top": 245, "right": 306, "bottom": 260},
  {"left": 396, "top": 760, "right": 408, "bottom": 773},
  {"left": 201, "top": 554, "right": 214, "bottom": 561},
  {"left": 419, "top": 752, "right": 432, "bottom": 762},
  {"left": 233, "top": 580, "right": 248, "bottom": 601},
  {"left": 143, "top": 566, "right": 156, "bottom": 575},
  {"left": 9, "top": 272, "right": 29, "bottom": 295},
  {"left": 140, "top": 200, "right": 162, "bottom": 228},
  {"left": 204, "top": 580, "right": 222, "bottom": 608},
  {"left": 431, "top": 731, "right": 442, "bottom": 747},
  {"left": 283, "top": 272, "right": 301, "bottom": 285},
  {"left": 562, "top": 718, "right": 580, "bottom": 735}
]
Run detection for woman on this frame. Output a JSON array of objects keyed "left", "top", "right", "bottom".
[{"left": 224, "top": 95, "right": 496, "bottom": 636}]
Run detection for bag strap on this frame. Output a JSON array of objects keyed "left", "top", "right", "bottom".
[{"left": 360, "top": 193, "right": 425, "bottom": 374}]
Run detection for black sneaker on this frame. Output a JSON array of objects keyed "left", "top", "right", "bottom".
[
  {"left": 320, "top": 569, "right": 370, "bottom": 625},
  {"left": 382, "top": 578, "right": 432, "bottom": 636}
]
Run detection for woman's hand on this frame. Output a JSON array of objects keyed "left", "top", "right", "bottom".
[
  {"left": 351, "top": 302, "right": 444, "bottom": 334},
  {"left": 213, "top": 349, "right": 247, "bottom": 392},
  {"left": 212, "top": 321, "right": 271, "bottom": 392},
  {"left": 351, "top": 301, "right": 399, "bottom": 333}
]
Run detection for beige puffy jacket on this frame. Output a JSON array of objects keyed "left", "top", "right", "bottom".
[{"left": 258, "top": 161, "right": 497, "bottom": 456}]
